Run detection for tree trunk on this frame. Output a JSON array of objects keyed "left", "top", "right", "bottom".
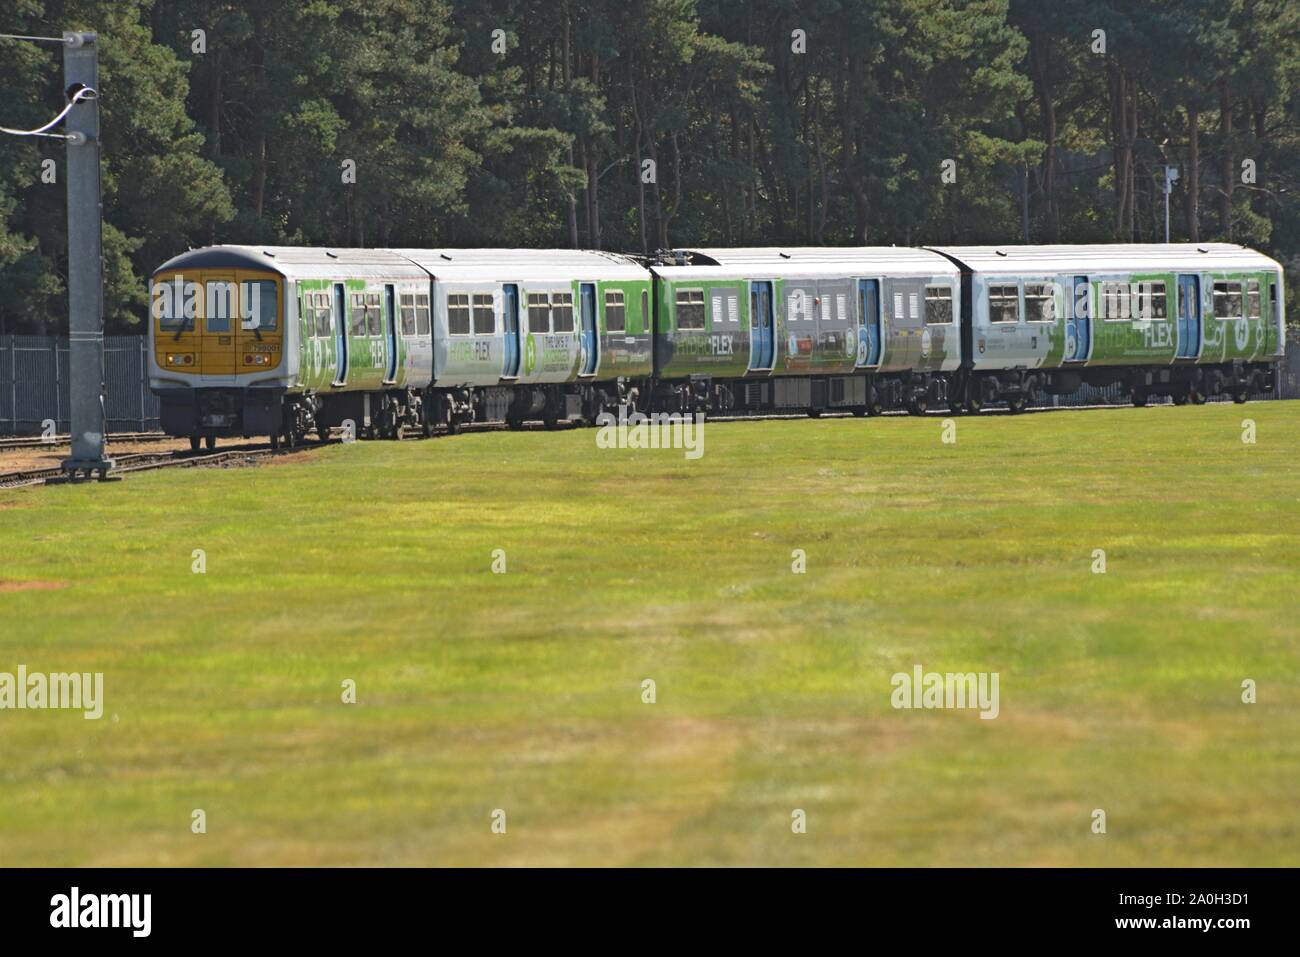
[
  {"left": 1219, "top": 82, "right": 1233, "bottom": 240},
  {"left": 1184, "top": 106, "right": 1201, "bottom": 243}
]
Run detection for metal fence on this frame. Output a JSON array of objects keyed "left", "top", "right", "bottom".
[
  {"left": 0, "top": 335, "right": 159, "bottom": 435},
  {"left": 0, "top": 332, "right": 1297, "bottom": 436}
]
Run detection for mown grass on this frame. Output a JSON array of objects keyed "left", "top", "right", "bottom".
[{"left": 0, "top": 402, "right": 1297, "bottom": 866}]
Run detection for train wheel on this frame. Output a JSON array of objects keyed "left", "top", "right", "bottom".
[
  {"left": 391, "top": 422, "right": 404, "bottom": 441},
  {"left": 1172, "top": 391, "right": 1189, "bottom": 406},
  {"left": 807, "top": 408, "right": 821, "bottom": 418},
  {"left": 1190, "top": 390, "right": 1207, "bottom": 405},
  {"left": 269, "top": 432, "right": 280, "bottom": 451},
  {"left": 189, "top": 434, "right": 201, "bottom": 453},
  {"left": 1233, "top": 390, "right": 1249, "bottom": 404},
  {"left": 506, "top": 415, "right": 524, "bottom": 430},
  {"left": 204, "top": 435, "right": 217, "bottom": 451},
  {"left": 1130, "top": 389, "right": 1148, "bottom": 408},
  {"left": 1006, "top": 395, "right": 1028, "bottom": 415},
  {"left": 317, "top": 425, "right": 330, "bottom": 443},
  {"left": 964, "top": 397, "right": 983, "bottom": 415},
  {"left": 906, "top": 396, "right": 926, "bottom": 416},
  {"left": 947, "top": 400, "right": 964, "bottom": 415}
]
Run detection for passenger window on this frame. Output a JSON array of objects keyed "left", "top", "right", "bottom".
[
  {"left": 400, "top": 294, "right": 416, "bottom": 336},
  {"left": 1213, "top": 281, "right": 1243, "bottom": 319},
  {"left": 315, "top": 293, "right": 331, "bottom": 338},
  {"left": 448, "top": 294, "right": 471, "bottom": 335},
  {"left": 605, "top": 290, "right": 625, "bottom": 332},
  {"left": 528, "top": 293, "right": 550, "bottom": 334},
  {"left": 349, "top": 294, "right": 367, "bottom": 335},
  {"left": 415, "top": 294, "right": 430, "bottom": 335},
  {"left": 366, "top": 293, "right": 382, "bottom": 336},
  {"left": 552, "top": 292, "right": 574, "bottom": 333},
  {"left": 988, "top": 284, "right": 1019, "bottom": 324},
  {"left": 925, "top": 285, "right": 954, "bottom": 324},
  {"left": 1247, "top": 280, "right": 1261, "bottom": 319},
  {"left": 472, "top": 293, "right": 495, "bottom": 335},
  {"left": 641, "top": 290, "right": 649, "bottom": 334},
  {"left": 676, "top": 289, "right": 705, "bottom": 330}
]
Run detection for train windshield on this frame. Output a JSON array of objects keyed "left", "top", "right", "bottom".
[{"left": 152, "top": 278, "right": 278, "bottom": 333}]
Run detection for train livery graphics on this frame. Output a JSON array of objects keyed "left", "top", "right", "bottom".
[{"left": 148, "top": 243, "right": 1286, "bottom": 445}]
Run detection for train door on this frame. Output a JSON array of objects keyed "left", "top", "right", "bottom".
[
  {"left": 502, "top": 283, "right": 521, "bottom": 378},
  {"left": 1065, "top": 275, "right": 1091, "bottom": 361},
  {"left": 332, "top": 282, "right": 349, "bottom": 384},
  {"left": 579, "top": 282, "right": 598, "bottom": 375},
  {"left": 384, "top": 284, "right": 398, "bottom": 382},
  {"left": 200, "top": 270, "right": 238, "bottom": 379},
  {"left": 1176, "top": 274, "right": 1201, "bottom": 358},
  {"left": 749, "top": 280, "right": 775, "bottom": 371},
  {"left": 856, "top": 278, "right": 882, "bottom": 367}
]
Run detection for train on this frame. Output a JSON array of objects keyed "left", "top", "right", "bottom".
[{"left": 147, "top": 243, "right": 1286, "bottom": 449}]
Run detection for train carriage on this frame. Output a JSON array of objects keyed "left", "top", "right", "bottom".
[
  {"left": 929, "top": 244, "right": 1286, "bottom": 409},
  {"left": 390, "top": 249, "right": 652, "bottom": 429},
  {"left": 649, "top": 248, "right": 962, "bottom": 414}
]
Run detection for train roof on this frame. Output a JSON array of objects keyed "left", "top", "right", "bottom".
[
  {"left": 390, "top": 248, "right": 647, "bottom": 282},
  {"left": 927, "top": 243, "right": 1284, "bottom": 275},
  {"left": 651, "top": 246, "right": 958, "bottom": 281},
  {"left": 153, "top": 245, "right": 648, "bottom": 282}
]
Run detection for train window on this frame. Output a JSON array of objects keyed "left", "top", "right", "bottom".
[
  {"left": 988, "top": 284, "right": 1019, "bottom": 323},
  {"left": 1213, "top": 281, "right": 1243, "bottom": 319},
  {"left": 642, "top": 290, "right": 650, "bottom": 334},
  {"left": 314, "top": 294, "right": 330, "bottom": 338},
  {"left": 472, "top": 293, "right": 495, "bottom": 335},
  {"left": 366, "top": 293, "right": 382, "bottom": 336},
  {"left": 836, "top": 293, "right": 848, "bottom": 323},
  {"left": 1100, "top": 282, "right": 1131, "bottom": 321},
  {"left": 232, "top": 280, "right": 273, "bottom": 332},
  {"left": 1022, "top": 283, "right": 1053, "bottom": 322},
  {"left": 676, "top": 289, "right": 706, "bottom": 330},
  {"left": 925, "top": 285, "right": 954, "bottom": 324},
  {"left": 605, "top": 290, "right": 625, "bottom": 332},
  {"left": 1133, "top": 281, "right": 1167, "bottom": 320},
  {"left": 908, "top": 293, "right": 919, "bottom": 320},
  {"left": 415, "top": 294, "right": 430, "bottom": 335},
  {"left": 400, "top": 293, "right": 416, "bottom": 336},
  {"left": 154, "top": 280, "right": 193, "bottom": 332},
  {"left": 552, "top": 292, "right": 574, "bottom": 333},
  {"left": 1247, "top": 280, "right": 1261, "bottom": 319},
  {"left": 205, "top": 280, "right": 234, "bottom": 333},
  {"left": 447, "top": 294, "right": 471, "bottom": 335},
  {"left": 348, "top": 293, "right": 367, "bottom": 335},
  {"left": 527, "top": 292, "right": 550, "bottom": 333},
  {"left": 893, "top": 292, "right": 905, "bottom": 320}
]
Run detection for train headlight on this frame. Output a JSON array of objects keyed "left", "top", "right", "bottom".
[
  {"left": 243, "top": 353, "right": 270, "bottom": 366},
  {"left": 165, "top": 353, "right": 195, "bottom": 367}
]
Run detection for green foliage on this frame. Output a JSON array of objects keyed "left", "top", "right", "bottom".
[{"left": 2, "top": 0, "right": 1300, "bottom": 331}]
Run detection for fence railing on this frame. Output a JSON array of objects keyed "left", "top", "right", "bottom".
[
  {"left": 0, "top": 332, "right": 1297, "bottom": 436},
  {"left": 0, "top": 335, "right": 159, "bottom": 435}
]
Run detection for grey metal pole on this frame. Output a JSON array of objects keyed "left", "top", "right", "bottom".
[{"left": 60, "top": 31, "right": 112, "bottom": 477}]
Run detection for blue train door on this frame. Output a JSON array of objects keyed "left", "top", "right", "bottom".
[
  {"left": 579, "top": 282, "right": 598, "bottom": 375},
  {"left": 332, "top": 282, "right": 349, "bottom": 384},
  {"left": 856, "top": 278, "right": 882, "bottom": 366},
  {"left": 749, "top": 280, "right": 774, "bottom": 371},
  {"left": 502, "top": 284, "right": 521, "bottom": 377},
  {"left": 1066, "top": 275, "right": 1090, "bottom": 361},
  {"left": 1176, "top": 274, "right": 1201, "bottom": 358},
  {"left": 384, "top": 284, "right": 398, "bottom": 382}
]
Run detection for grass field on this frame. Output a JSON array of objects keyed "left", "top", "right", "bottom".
[{"left": 1, "top": 402, "right": 1297, "bottom": 866}]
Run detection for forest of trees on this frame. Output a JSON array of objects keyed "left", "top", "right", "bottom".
[{"left": 2, "top": 0, "right": 1299, "bottom": 333}]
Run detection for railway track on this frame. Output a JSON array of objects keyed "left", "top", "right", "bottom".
[
  {"left": 0, "top": 431, "right": 172, "bottom": 451},
  {"left": 0, "top": 443, "right": 284, "bottom": 489}
]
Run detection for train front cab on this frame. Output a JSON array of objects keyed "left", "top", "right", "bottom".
[{"left": 150, "top": 266, "right": 286, "bottom": 449}]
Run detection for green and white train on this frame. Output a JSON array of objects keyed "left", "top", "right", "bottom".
[{"left": 147, "top": 243, "right": 1285, "bottom": 446}]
